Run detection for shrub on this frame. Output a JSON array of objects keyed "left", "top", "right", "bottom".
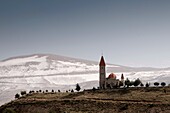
[
  {"left": 15, "top": 93, "right": 20, "bottom": 99},
  {"left": 52, "top": 89, "right": 54, "bottom": 93},
  {"left": 2, "top": 108, "right": 16, "bottom": 113},
  {"left": 20, "top": 91, "right": 26, "bottom": 96},
  {"left": 154, "top": 82, "right": 159, "bottom": 86},
  {"left": 161, "top": 82, "right": 166, "bottom": 87},
  {"left": 58, "top": 90, "right": 61, "bottom": 93},
  {"left": 46, "top": 90, "right": 48, "bottom": 93}
]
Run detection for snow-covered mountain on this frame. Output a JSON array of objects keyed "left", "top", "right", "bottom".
[{"left": 0, "top": 54, "right": 170, "bottom": 106}]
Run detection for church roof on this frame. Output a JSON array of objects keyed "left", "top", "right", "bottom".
[
  {"left": 99, "top": 56, "right": 106, "bottom": 66},
  {"left": 108, "top": 73, "right": 116, "bottom": 79}
]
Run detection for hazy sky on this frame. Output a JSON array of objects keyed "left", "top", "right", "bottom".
[{"left": 0, "top": 0, "right": 170, "bottom": 68}]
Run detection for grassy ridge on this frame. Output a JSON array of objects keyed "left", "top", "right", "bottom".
[{"left": 0, "top": 87, "right": 170, "bottom": 113}]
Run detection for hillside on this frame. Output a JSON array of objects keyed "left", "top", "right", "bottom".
[
  {"left": 0, "top": 87, "right": 170, "bottom": 113},
  {"left": 0, "top": 53, "right": 170, "bottom": 106}
]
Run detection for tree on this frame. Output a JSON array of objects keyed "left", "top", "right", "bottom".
[
  {"left": 58, "top": 90, "right": 61, "bottom": 93},
  {"left": 29, "top": 91, "right": 32, "bottom": 94},
  {"left": 154, "top": 82, "right": 159, "bottom": 86},
  {"left": 71, "top": 89, "right": 74, "bottom": 92},
  {"left": 75, "top": 83, "right": 81, "bottom": 92},
  {"left": 140, "top": 83, "right": 144, "bottom": 87},
  {"left": 119, "top": 81, "right": 123, "bottom": 87},
  {"left": 125, "top": 78, "right": 131, "bottom": 88},
  {"left": 52, "top": 89, "right": 54, "bottom": 93},
  {"left": 130, "top": 81, "right": 134, "bottom": 86},
  {"left": 15, "top": 93, "right": 20, "bottom": 99},
  {"left": 92, "top": 87, "right": 96, "bottom": 91},
  {"left": 145, "top": 82, "right": 150, "bottom": 87},
  {"left": 161, "top": 82, "right": 166, "bottom": 87},
  {"left": 20, "top": 91, "right": 26, "bottom": 96},
  {"left": 134, "top": 78, "right": 141, "bottom": 87}
]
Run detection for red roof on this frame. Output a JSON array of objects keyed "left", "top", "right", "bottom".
[
  {"left": 99, "top": 56, "right": 106, "bottom": 66},
  {"left": 108, "top": 73, "right": 116, "bottom": 79}
]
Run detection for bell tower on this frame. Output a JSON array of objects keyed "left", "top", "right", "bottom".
[
  {"left": 99, "top": 56, "right": 106, "bottom": 89},
  {"left": 121, "top": 73, "right": 125, "bottom": 87}
]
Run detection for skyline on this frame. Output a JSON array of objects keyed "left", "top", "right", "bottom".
[{"left": 1, "top": 0, "right": 170, "bottom": 68}]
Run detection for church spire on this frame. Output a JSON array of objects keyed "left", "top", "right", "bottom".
[{"left": 99, "top": 56, "right": 106, "bottom": 66}]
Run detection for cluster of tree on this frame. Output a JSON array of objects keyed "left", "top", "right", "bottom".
[
  {"left": 125, "top": 78, "right": 151, "bottom": 88},
  {"left": 125, "top": 78, "right": 142, "bottom": 87},
  {"left": 65, "top": 89, "right": 74, "bottom": 93},
  {"left": 154, "top": 82, "right": 166, "bottom": 87},
  {"left": 15, "top": 83, "right": 81, "bottom": 99},
  {"left": 16, "top": 86, "right": 78, "bottom": 98},
  {"left": 15, "top": 90, "right": 27, "bottom": 99}
]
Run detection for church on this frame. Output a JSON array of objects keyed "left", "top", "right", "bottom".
[{"left": 99, "top": 56, "right": 125, "bottom": 89}]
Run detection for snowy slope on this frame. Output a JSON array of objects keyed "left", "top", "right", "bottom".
[{"left": 0, "top": 54, "right": 170, "bottom": 106}]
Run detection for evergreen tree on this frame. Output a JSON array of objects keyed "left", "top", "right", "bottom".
[
  {"left": 75, "top": 83, "right": 81, "bottom": 92},
  {"left": 71, "top": 89, "right": 74, "bottom": 92},
  {"left": 134, "top": 78, "right": 141, "bottom": 87},
  {"left": 140, "top": 83, "right": 144, "bottom": 87}
]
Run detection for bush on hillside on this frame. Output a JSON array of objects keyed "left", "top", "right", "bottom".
[
  {"left": 15, "top": 93, "right": 20, "bottom": 99},
  {"left": 154, "top": 82, "right": 159, "bottom": 86},
  {"left": 161, "top": 82, "right": 166, "bottom": 87},
  {"left": 2, "top": 108, "right": 16, "bottom": 113},
  {"left": 20, "top": 91, "right": 26, "bottom": 96}
]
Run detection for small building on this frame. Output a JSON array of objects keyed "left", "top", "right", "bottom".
[{"left": 99, "top": 56, "right": 125, "bottom": 89}]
